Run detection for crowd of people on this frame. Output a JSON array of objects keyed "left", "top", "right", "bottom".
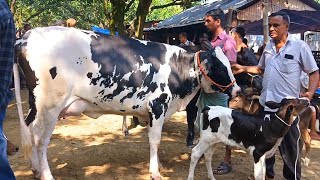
[{"left": 1, "top": 0, "right": 320, "bottom": 179}]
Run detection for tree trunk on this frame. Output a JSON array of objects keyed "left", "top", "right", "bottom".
[
  {"left": 10, "top": 0, "right": 16, "bottom": 15},
  {"left": 134, "top": 0, "right": 152, "bottom": 39},
  {"left": 110, "top": 0, "right": 126, "bottom": 36},
  {"left": 262, "top": 0, "right": 269, "bottom": 44}
]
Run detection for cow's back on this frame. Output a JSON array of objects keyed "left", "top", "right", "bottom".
[{"left": 23, "top": 27, "right": 188, "bottom": 117}]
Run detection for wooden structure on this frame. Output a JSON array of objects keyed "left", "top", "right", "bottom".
[{"left": 144, "top": 0, "right": 320, "bottom": 45}]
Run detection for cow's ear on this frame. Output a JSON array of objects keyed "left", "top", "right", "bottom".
[{"left": 265, "top": 101, "right": 281, "bottom": 109}]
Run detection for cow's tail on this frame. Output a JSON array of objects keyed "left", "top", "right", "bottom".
[{"left": 13, "top": 63, "right": 32, "bottom": 159}]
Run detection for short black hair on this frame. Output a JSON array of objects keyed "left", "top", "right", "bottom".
[
  {"left": 179, "top": 32, "right": 187, "bottom": 38},
  {"left": 235, "top": 27, "right": 246, "bottom": 39},
  {"left": 269, "top": 12, "right": 290, "bottom": 25},
  {"left": 205, "top": 8, "right": 226, "bottom": 29},
  {"left": 243, "top": 38, "right": 248, "bottom": 45}
]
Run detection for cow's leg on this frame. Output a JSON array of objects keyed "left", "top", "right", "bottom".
[
  {"left": 122, "top": 116, "right": 129, "bottom": 136},
  {"left": 204, "top": 144, "right": 217, "bottom": 180},
  {"left": 147, "top": 95, "right": 170, "bottom": 180},
  {"left": 254, "top": 154, "right": 266, "bottom": 180},
  {"left": 29, "top": 126, "right": 41, "bottom": 179},
  {"left": 186, "top": 90, "right": 200, "bottom": 148},
  {"left": 187, "top": 135, "right": 211, "bottom": 180},
  {"left": 32, "top": 108, "right": 61, "bottom": 180},
  {"left": 148, "top": 118, "right": 164, "bottom": 180},
  {"left": 32, "top": 91, "right": 68, "bottom": 180}
]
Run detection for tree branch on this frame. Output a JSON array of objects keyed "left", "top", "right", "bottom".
[
  {"left": 10, "top": 0, "right": 16, "bottom": 15},
  {"left": 150, "top": 1, "right": 183, "bottom": 11},
  {"left": 124, "top": 0, "right": 136, "bottom": 12},
  {"left": 24, "top": 2, "right": 65, "bottom": 22}
]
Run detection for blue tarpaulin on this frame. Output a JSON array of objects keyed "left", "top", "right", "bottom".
[{"left": 92, "top": 26, "right": 118, "bottom": 36}]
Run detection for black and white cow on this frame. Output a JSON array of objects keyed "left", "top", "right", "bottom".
[
  {"left": 187, "top": 97, "right": 309, "bottom": 180},
  {"left": 14, "top": 27, "right": 240, "bottom": 180}
]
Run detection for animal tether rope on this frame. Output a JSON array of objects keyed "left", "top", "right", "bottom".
[{"left": 196, "top": 51, "right": 236, "bottom": 92}]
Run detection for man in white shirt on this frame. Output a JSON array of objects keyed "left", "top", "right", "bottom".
[
  {"left": 179, "top": 32, "right": 195, "bottom": 46},
  {"left": 232, "top": 12, "right": 319, "bottom": 180}
]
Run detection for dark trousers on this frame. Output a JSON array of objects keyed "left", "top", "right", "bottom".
[
  {"left": 0, "top": 109, "right": 16, "bottom": 180},
  {"left": 266, "top": 117, "right": 302, "bottom": 180}
]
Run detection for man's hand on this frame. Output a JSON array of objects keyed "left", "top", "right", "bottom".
[
  {"left": 300, "top": 91, "right": 313, "bottom": 100},
  {"left": 231, "top": 64, "right": 245, "bottom": 74}
]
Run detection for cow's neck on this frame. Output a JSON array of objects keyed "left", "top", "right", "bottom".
[
  {"left": 262, "top": 113, "right": 292, "bottom": 142},
  {"left": 170, "top": 51, "right": 200, "bottom": 110}
]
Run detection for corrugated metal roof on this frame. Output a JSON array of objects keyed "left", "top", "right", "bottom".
[
  {"left": 242, "top": 9, "right": 320, "bottom": 35},
  {"left": 144, "top": 0, "right": 255, "bottom": 31},
  {"left": 144, "top": 0, "right": 320, "bottom": 31}
]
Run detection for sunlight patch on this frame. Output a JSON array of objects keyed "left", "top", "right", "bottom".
[{"left": 84, "top": 164, "right": 111, "bottom": 176}]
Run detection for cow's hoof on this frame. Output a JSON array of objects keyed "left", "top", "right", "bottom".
[
  {"left": 124, "top": 130, "right": 129, "bottom": 136},
  {"left": 302, "top": 157, "right": 310, "bottom": 166},
  {"left": 187, "top": 142, "right": 195, "bottom": 149},
  {"left": 31, "top": 168, "right": 41, "bottom": 179},
  {"left": 150, "top": 175, "right": 162, "bottom": 180}
]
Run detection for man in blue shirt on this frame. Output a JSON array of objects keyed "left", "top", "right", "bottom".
[{"left": 0, "top": 0, "right": 16, "bottom": 179}]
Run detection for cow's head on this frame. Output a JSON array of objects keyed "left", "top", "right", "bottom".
[
  {"left": 197, "top": 47, "right": 240, "bottom": 98},
  {"left": 266, "top": 97, "right": 310, "bottom": 126}
]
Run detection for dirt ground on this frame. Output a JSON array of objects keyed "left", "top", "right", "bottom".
[{"left": 3, "top": 90, "right": 320, "bottom": 180}]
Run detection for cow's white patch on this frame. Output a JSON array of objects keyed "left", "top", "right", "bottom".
[
  {"left": 248, "top": 146, "right": 255, "bottom": 156},
  {"left": 162, "top": 44, "right": 186, "bottom": 64},
  {"left": 122, "top": 72, "right": 132, "bottom": 81},
  {"left": 15, "top": 38, "right": 28, "bottom": 46},
  {"left": 138, "top": 40, "right": 149, "bottom": 46},
  {"left": 189, "top": 68, "right": 196, "bottom": 78}
]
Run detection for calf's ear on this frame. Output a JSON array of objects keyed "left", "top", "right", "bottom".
[{"left": 265, "top": 101, "right": 281, "bottom": 109}]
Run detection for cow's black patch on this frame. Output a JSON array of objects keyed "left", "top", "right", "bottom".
[
  {"left": 149, "top": 93, "right": 169, "bottom": 126},
  {"left": 210, "top": 117, "right": 220, "bottom": 132},
  {"left": 132, "top": 105, "right": 140, "bottom": 109},
  {"left": 120, "top": 88, "right": 136, "bottom": 103},
  {"left": 160, "top": 83, "right": 166, "bottom": 92},
  {"left": 229, "top": 110, "right": 263, "bottom": 148},
  {"left": 87, "top": 72, "right": 93, "bottom": 79},
  {"left": 14, "top": 40, "right": 38, "bottom": 126},
  {"left": 202, "top": 108, "right": 210, "bottom": 131},
  {"left": 88, "top": 34, "right": 169, "bottom": 101},
  {"left": 120, "top": 109, "right": 125, "bottom": 112},
  {"left": 49, "top": 67, "right": 57, "bottom": 79},
  {"left": 148, "top": 112, "right": 153, "bottom": 127},
  {"left": 137, "top": 82, "right": 158, "bottom": 99},
  {"left": 168, "top": 52, "right": 198, "bottom": 99}
]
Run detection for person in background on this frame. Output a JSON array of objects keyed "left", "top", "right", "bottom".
[
  {"left": 243, "top": 37, "right": 248, "bottom": 46},
  {"left": 179, "top": 32, "right": 195, "bottom": 46},
  {"left": 230, "top": 27, "right": 248, "bottom": 52},
  {"left": 0, "top": 0, "right": 17, "bottom": 179},
  {"left": 16, "top": 23, "right": 31, "bottom": 39}
]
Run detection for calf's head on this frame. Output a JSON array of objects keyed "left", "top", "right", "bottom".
[
  {"left": 197, "top": 47, "right": 240, "bottom": 98},
  {"left": 265, "top": 97, "right": 310, "bottom": 126}
]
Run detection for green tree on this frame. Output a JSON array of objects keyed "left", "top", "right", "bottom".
[{"left": 8, "top": 0, "right": 200, "bottom": 38}]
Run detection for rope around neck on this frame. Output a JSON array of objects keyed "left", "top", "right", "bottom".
[{"left": 195, "top": 51, "right": 236, "bottom": 92}]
